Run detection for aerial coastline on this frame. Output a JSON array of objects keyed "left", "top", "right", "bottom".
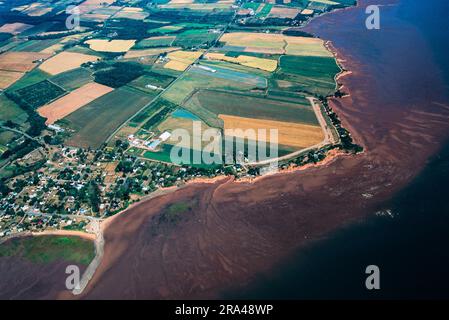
[
  {"left": 76, "top": 0, "right": 449, "bottom": 299},
  {"left": 3, "top": 0, "right": 449, "bottom": 300}
]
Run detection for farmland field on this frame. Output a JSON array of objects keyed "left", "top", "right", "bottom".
[
  {"left": 129, "top": 72, "right": 176, "bottom": 92},
  {"left": 124, "top": 47, "right": 180, "bottom": 59},
  {"left": 7, "top": 80, "right": 66, "bottom": 109},
  {"left": 9, "top": 39, "right": 61, "bottom": 52},
  {"left": 0, "top": 51, "right": 51, "bottom": 72},
  {"left": 164, "top": 50, "right": 203, "bottom": 71},
  {"left": 275, "top": 55, "right": 340, "bottom": 96},
  {"left": 0, "top": 93, "right": 27, "bottom": 124},
  {"left": 134, "top": 36, "right": 176, "bottom": 48},
  {"left": 38, "top": 82, "right": 114, "bottom": 124},
  {"left": 5, "top": 69, "right": 49, "bottom": 91},
  {"left": 39, "top": 52, "right": 99, "bottom": 75},
  {"left": 173, "top": 30, "right": 219, "bottom": 49},
  {"left": 162, "top": 63, "right": 266, "bottom": 112},
  {"left": 220, "top": 114, "right": 324, "bottom": 149},
  {"left": 205, "top": 52, "right": 277, "bottom": 72},
  {"left": 219, "top": 32, "right": 331, "bottom": 56},
  {"left": 187, "top": 90, "right": 318, "bottom": 126},
  {"left": 157, "top": 113, "right": 220, "bottom": 150},
  {"left": 0, "top": 70, "right": 24, "bottom": 89},
  {"left": 49, "top": 68, "right": 93, "bottom": 91},
  {"left": 64, "top": 86, "right": 153, "bottom": 148},
  {"left": 85, "top": 39, "right": 136, "bottom": 53}
]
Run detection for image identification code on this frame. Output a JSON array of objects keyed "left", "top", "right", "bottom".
[{"left": 175, "top": 304, "right": 274, "bottom": 317}]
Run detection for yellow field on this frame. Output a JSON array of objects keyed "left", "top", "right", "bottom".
[
  {"left": 164, "top": 50, "right": 203, "bottom": 71},
  {"left": 285, "top": 37, "right": 332, "bottom": 57},
  {"left": 38, "top": 51, "right": 99, "bottom": 75},
  {"left": 0, "top": 70, "right": 24, "bottom": 89},
  {"left": 163, "top": 61, "right": 189, "bottom": 72},
  {"left": 85, "top": 39, "right": 136, "bottom": 53},
  {"left": 0, "top": 52, "right": 51, "bottom": 72},
  {"left": 38, "top": 82, "right": 114, "bottom": 124},
  {"left": 40, "top": 32, "right": 93, "bottom": 54},
  {"left": 124, "top": 47, "right": 180, "bottom": 59},
  {"left": 205, "top": 53, "right": 277, "bottom": 72},
  {"left": 220, "top": 32, "right": 332, "bottom": 57},
  {"left": 219, "top": 114, "right": 324, "bottom": 149}
]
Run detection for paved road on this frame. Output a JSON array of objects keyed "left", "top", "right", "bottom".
[{"left": 0, "top": 125, "right": 42, "bottom": 143}]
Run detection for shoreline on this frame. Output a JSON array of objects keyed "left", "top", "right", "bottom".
[{"left": 0, "top": 4, "right": 362, "bottom": 298}]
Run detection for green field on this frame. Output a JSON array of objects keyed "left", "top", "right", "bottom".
[
  {"left": 134, "top": 36, "right": 176, "bottom": 48},
  {"left": 9, "top": 39, "right": 61, "bottom": 52},
  {"left": 143, "top": 144, "right": 219, "bottom": 169},
  {"left": 275, "top": 55, "right": 340, "bottom": 96},
  {"left": 0, "top": 93, "right": 28, "bottom": 124},
  {"left": 173, "top": 29, "right": 219, "bottom": 48},
  {"left": 129, "top": 71, "right": 176, "bottom": 92},
  {"left": 188, "top": 90, "right": 318, "bottom": 125},
  {"left": 6, "top": 69, "right": 50, "bottom": 92},
  {"left": 163, "top": 64, "right": 266, "bottom": 104},
  {"left": 242, "top": 2, "right": 261, "bottom": 11},
  {"left": 149, "top": 25, "right": 184, "bottom": 34},
  {"left": 64, "top": 86, "right": 153, "bottom": 148},
  {"left": 256, "top": 4, "right": 273, "bottom": 18},
  {"left": 0, "top": 236, "right": 95, "bottom": 265},
  {"left": 50, "top": 68, "right": 93, "bottom": 91}
]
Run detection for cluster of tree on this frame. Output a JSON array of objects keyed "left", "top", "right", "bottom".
[
  {"left": 28, "top": 30, "right": 82, "bottom": 40},
  {"left": 98, "top": 18, "right": 165, "bottom": 40},
  {"left": 282, "top": 29, "right": 314, "bottom": 37},
  {"left": 43, "top": 134, "right": 64, "bottom": 145},
  {"left": 4, "top": 91, "right": 48, "bottom": 137},
  {"left": 0, "top": 181, "right": 11, "bottom": 196},
  {"left": 116, "top": 158, "right": 135, "bottom": 174},
  {"left": 142, "top": 103, "right": 177, "bottom": 130},
  {"left": 0, "top": 32, "right": 12, "bottom": 42},
  {"left": 94, "top": 62, "right": 145, "bottom": 88},
  {"left": 86, "top": 181, "right": 101, "bottom": 213},
  {"left": 320, "top": 98, "right": 363, "bottom": 153},
  {"left": 0, "top": 138, "right": 39, "bottom": 160}
]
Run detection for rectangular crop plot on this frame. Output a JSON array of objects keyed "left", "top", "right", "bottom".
[
  {"left": 8, "top": 80, "right": 66, "bottom": 109},
  {"left": 276, "top": 55, "right": 340, "bottom": 96},
  {"left": 173, "top": 30, "right": 219, "bottom": 49},
  {"left": 129, "top": 72, "right": 176, "bottom": 92},
  {"left": 220, "top": 114, "right": 324, "bottom": 149},
  {"left": 0, "top": 51, "right": 51, "bottom": 72},
  {"left": 64, "top": 86, "right": 153, "bottom": 148},
  {"left": 135, "top": 36, "right": 176, "bottom": 48},
  {"left": 38, "top": 82, "right": 114, "bottom": 125},
  {"left": 189, "top": 90, "right": 319, "bottom": 126},
  {"left": 50, "top": 68, "right": 93, "bottom": 91}
]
